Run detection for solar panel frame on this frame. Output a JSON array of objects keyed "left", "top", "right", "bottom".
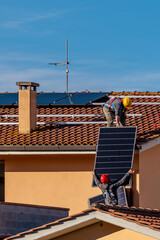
[{"left": 93, "top": 127, "right": 137, "bottom": 186}]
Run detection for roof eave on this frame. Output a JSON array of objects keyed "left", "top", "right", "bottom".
[{"left": 0, "top": 145, "right": 96, "bottom": 153}]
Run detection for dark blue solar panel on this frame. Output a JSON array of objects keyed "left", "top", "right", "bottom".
[
  {"left": 54, "top": 92, "right": 107, "bottom": 105},
  {"left": 93, "top": 127, "right": 136, "bottom": 186},
  {"left": 0, "top": 93, "right": 18, "bottom": 105},
  {"left": 0, "top": 92, "right": 109, "bottom": 105},
  {"left": 117, "top": 186, "right": 128, "bottom": 206},
  {"left": 88, "top": 186, "right": 128, "bottom": 207},
  {"left": 37, "top": 93, "right": 68, "bottom": 105},
  {"left": 88, "top": 194, "right": 105, "bottom": 208}
]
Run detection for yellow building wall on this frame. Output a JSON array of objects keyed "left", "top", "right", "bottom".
[
  {"left": 52, "top": 222, "right": 156, "bottom": 240},
  {"left": 4, "top": 154, "right": 101, "bottom": 214},
  {"left": 2, "top": 152, "right": 139, "bottom": 214},
  {"left": 139, "top": 144, "right": 160, "bottom": 209}
]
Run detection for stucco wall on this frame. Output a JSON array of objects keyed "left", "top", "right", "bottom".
[
  {"left": 52, "top": 222, "right": 156, "bottom": 240},
  {"left": 139, "top": 144, "right": 160, "bottom": 209},
  {"left": 3, "top": 152, "right": 139, "bottom": 214},
  {"left": 4, "top": 154, "right": 101, "bottom": 214}
]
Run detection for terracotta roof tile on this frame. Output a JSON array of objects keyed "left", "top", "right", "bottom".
[
  {"left": 0, "top": 93, "right": 160, "bottom": 146},
  {"left": 95, "top": 204, "right": 160, "bottom": 228}
]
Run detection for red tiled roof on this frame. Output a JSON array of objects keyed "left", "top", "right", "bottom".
[
  {"left": 0, "top": 93, "right": 160, "bottom": 147},
  {"left": 95, "top": 203, "right": 160, "bottom": 231},
  {"left": 5, "top": 204, "right": 160, "bottom": 240}
]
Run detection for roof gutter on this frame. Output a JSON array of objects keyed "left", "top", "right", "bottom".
[
  {"left": 0, "top": 145, "right": 96, "bottom": 153},
  {"left": 0, "top": 151, "right": 96, "bottom": 155},
  {"left": 139, "top": 136, "right": 160, "bottom": 153}
]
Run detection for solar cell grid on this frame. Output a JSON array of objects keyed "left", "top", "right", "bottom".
[
  {"left": 97, "top": 150, "right": 133, "bottom": 156},
  {"left": 98, "top": 139, "right": 134, "bottom": 145},
  {"left": 100, "top": 127, "right": 136, "bottom": 133},
  {"left": 96, "top": 156, "right": 132, "bottom": 162},
  {"left": 98, "top": 144, "right": 134, "bottom": 150},
  {"left": 99, "top": 133, "right": 136, "bottom": 139},
  {"left": 93, "top": 127, "right": 136, "bottom": 185},
  {"left": 117, "top": 186, "right": 128, "bottom": 206},
  {"left": 96, "top": 162, "right": 131, "bottom": 168}
]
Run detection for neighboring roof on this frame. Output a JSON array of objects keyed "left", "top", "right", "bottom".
[
  {"left": 0, "top": 202, "right": 69, "bottom": 239},
  {"left": 0, "top": 92, "right": 160, "bottom": 149},
  {"left": 5, "top": 204, "right": 160, "bottom": 240}
]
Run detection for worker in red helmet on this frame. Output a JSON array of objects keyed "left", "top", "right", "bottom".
[{"left": 93, "top": 169, "right": 134, "bottom": 205}]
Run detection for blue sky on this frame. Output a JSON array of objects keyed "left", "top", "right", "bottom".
[{"left": 0, "top": 0, "right": 160, "bottom": 92}]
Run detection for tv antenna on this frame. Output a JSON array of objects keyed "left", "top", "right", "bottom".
[{"left": 49, "top": 40, "right": 69, "bottom": 92}]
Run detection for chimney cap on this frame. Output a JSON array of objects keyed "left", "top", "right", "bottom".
[{"left": 16, "top": 82, "right": 39, "bottom": 87}]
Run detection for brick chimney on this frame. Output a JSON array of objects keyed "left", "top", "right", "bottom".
[{"left": 16, "top": 82, "right": 39, "bottom": 134}]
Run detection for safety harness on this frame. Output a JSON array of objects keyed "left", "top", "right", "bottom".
[{"left": 105, "top": 97, "right": 123, "bottom": 109}]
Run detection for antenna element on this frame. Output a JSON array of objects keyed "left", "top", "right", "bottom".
[{"left": 49, "top": 40, "right": 69, "bottom": 92}]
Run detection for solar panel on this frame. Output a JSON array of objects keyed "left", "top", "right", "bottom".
[
  {"left": 117, "top": 186, "right": 128, "bottom": 206},
  {"left": 54, "top": 92, "right": 108, "bottom": 105},
  {"left": 0, "top": 93, "right": 18, "bottom": 105},
  {"left": 93, "top": 127, "right": 136, "bottom": 186},
  {"left": 88, "top": 194, "right": 105, "bottom": 208},
  {"left": 37, "top": 93, "right": 68, "bottom": 105},
  {"left": 88, "top": 186, "right": 128, "bottom": 207},
  {"left": 0, "top": 92, "right": 109, "bottom": 106}
]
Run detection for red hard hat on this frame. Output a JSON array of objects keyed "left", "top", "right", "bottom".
[{"left": 100, "top": 174, "right": 109, "bottom": 184}]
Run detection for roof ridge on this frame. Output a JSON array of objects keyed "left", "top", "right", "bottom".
[{"left": 91, "top": 203, "right": 160, "bottom": 214}]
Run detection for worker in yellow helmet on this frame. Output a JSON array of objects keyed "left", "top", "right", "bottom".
[{"left": 103, "top": 97, "right": 132, "bottom": 127}]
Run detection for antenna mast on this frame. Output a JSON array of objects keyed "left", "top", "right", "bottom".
[{"left": 49, "top": 40, "right": 69, "bottom": 92}]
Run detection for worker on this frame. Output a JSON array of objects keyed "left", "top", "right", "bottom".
[
  {"left": 93, "top": 169, "right": 134, "bottom": 205},
  {"left": 103, "top": 97, "right": 132, "bottom": 127}
]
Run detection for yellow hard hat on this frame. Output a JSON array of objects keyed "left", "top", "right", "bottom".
[{"left": 123, "top": 97, "right": 132, "bottom": 109}]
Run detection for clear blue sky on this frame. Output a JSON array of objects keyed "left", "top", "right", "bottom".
[{"left": 0, "top": 0, "right": 160, "bottom": 92}]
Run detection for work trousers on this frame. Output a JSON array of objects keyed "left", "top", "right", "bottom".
[{"left": 103, "top": 106, "right": 126, "bottom": 127}]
